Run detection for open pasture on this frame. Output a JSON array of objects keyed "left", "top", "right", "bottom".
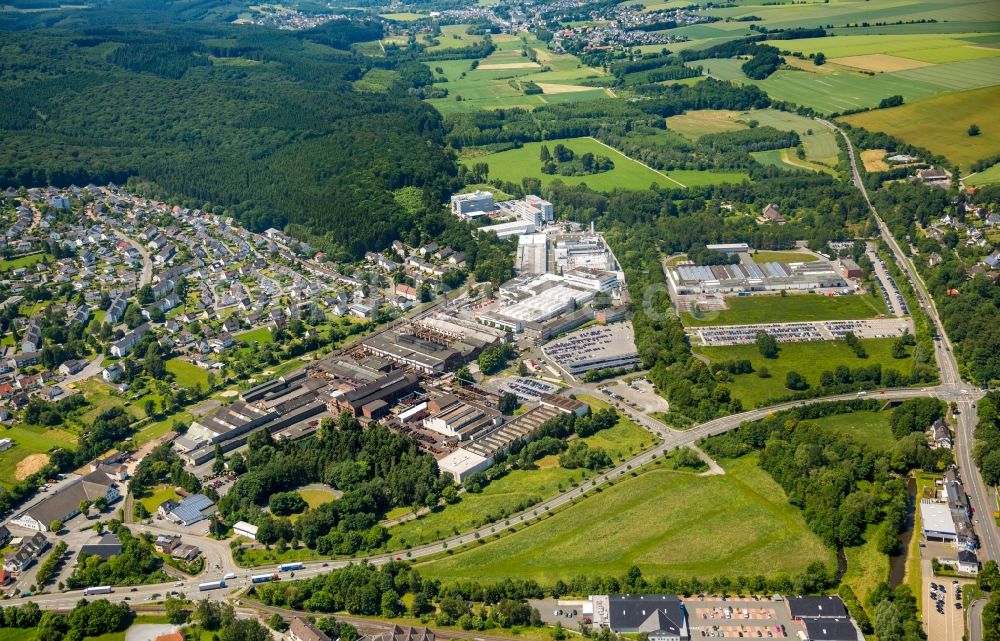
[
  {"left": 839, "top": 85, "right": 1000, "bottom": 171},
  {"left": 461, "top": 137, "right": 673, "bottom": 191},
  {"left": 744, "top": 109, "right": 839, "bottom": 166},
  {"left": 694, "top": 338, "right": 911, "bottom": 407},
  {"left": 811, "top": 410, "right": 896, "bottom": 452},
  {"left": 966, "top": 162, "right": 1000, "bottom": 186},
  {"left": 666, "top": 109, "right": 748, "bottom": 139},
  {"left": 418, "top": 454, "right": 834, "bottom": 583},
  {"left": 463, "top": 137, "right": 748, "bottom": 191},
  {"left": 387, "top": 406, "right": 652, "bottom": 550}
]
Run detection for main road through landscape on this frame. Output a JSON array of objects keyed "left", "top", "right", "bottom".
[{"left": 826, "top": 119, "right": 999, "bottom": 638}]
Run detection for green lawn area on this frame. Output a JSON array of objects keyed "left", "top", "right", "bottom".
[
  {"left": 841, "top": 525, "right": 892, "bottom": 607},
  {"left": 299, "top": 487, "right": 339, "bottom": 509},
  {"left": 0, "top": 253, "right": 49, "bottom": 272},
  {"left": 134, "top": 411, "right": 192, "bottom": 446},
  {"left": 387, "top": 398, "right": 653, "bottom": 550},
  {"left": 166, "top": 358, "right": 209, "bottom": 389},
  {"left": 682, "top": 293, "right": 888, "bottom": 326},
  {"left": 379, "top": 12, "right": 426, "bottom": 21},
  {"left": 417, "top": 454, "right": 835, "bottom": 583},
  {"left": 811, "top": 410, "right": 897, "bottom": 451},
  {"left": 236, "top": 327, "right": 274, "bottom": 345},
  {"left": 139, "top": 484, "right": 181, "bottom": 514},
  {"left": 750, "top": 250, "right": 820, "bottom": 264},
  {"left": 694, "top": 338, "right": 913, "bottom": 407},
  {"left": 0, "top": 630, "right": 37, "bottom": 641},
  {"left": 840, "top": 85, "right": 1000, "bottom": 172}
]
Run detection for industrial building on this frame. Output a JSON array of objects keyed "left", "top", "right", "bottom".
[
  {"left": 422, "top": 394, "right": 502, "bottom": 441},
  {"left": 451, "top": 190, "right": 495, "bottom": 218},
  {"left": 667, "top": 259, "right": 847, "bottom": 295},
  {"left": 10, "top": 470, "right": 121, "bottom": 532},
  {"left": 478, "top": 273, "right": 597, "bottom": 333},
  {"left": 498, "top": 195, "right": 554, "bottom": 226},
  {"left": 516, "top": 233, "right": 548, "bottom": 274},
  {"left": 477, "top": 219, "right": 536, "bottom": 240},
  {"left": 437, "top": 404, "right": 562, "bottom": 481},
  {"left": 555, "top": 235, "right": 616, "bottom": 273},
  {"left": 362, "top": 331, "right": 469, "bottom": 374},
  {"left": 329, "top": 370, "right": 420, "bottom": 417}
]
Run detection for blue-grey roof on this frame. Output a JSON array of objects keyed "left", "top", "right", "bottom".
[{"left": 170, "top": 494, "right": 215, "bottom": 524}]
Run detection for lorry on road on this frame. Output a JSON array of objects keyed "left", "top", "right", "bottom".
[
  {"left": 278, "top": 562, "right": 303, "bottom": 572},
  {"left": 198, "top": 580, "right": 227, "bottom": 591},
  {"left": 84, "top": 586, "right": 112, "bottom": 596}
]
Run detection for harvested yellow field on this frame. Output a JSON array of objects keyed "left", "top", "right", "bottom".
[
  {"left": 861, "top": 149, "right": 889, "bottom": 172},
  {"left": 16, "top": 453, "right": 48, "bottom": 480},
  {"left": 477, "top": 62, "right": 540, "bottom": 70},
  {"left": 830, "top": 53, "right": 932, "bottom": 72},
  {"left": 536, "top": 82, "right": 597, "bottom": 94},
  {"left": 666, "top": 109, "right": 748, "bottom": 139},
  {"left": 782, "top": 57, "right": 836, "bottom": 73}
]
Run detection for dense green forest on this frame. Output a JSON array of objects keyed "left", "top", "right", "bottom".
[{"left": 0, "top": 17, "right": 459, "bottom": 259}]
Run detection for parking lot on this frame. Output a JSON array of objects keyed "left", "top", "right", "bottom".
[
  {"left": 691, "top": 318, "right": 913, "bottom": 347},
  {"left": 868, "top": 246, "right": 908, "bottom": 317},
  {"left": 493, "top": 376, "right": 561, "bottom": 402},
  {"left": 686, "top": 598, "right": 797, "bottom": 639},
  {"left": 543, "top": 323, "right": 640, "bottom": 379},
  {"left": 920, "top": 556, "right": 970, "bottom": 641},
  {"left": 604, "top": 378, "right": 669, "bottom": 413}
]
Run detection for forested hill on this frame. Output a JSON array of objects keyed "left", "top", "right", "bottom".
[{"left": 0, "top": 18, "right": 459, "bottom": 258}]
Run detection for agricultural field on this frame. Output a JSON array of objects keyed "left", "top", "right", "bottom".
[
  {"left": 463, "top": 137, "right": 747, "bottom": 191},
  {"left": 693, "top": 338, "right": 913, "bottom": 407},
  {"left": 811, "top": 409, "right": 897, "bottom": 452},
  {"left": 745, "top": 109, "right": 840, "bottom": 167},
  {"left": 763, "top": 33, "right": 1000, "bottom": 65},
  {"left": 387, "top": 406, "right": 652, "bottom": 550},
  {"left": 966, "top": 162, "right": 1000, "bottom": 185},
  {"left": 839, "top": 85, "right": 1000, "bottom": 172},
  {"left": 689, "top": 56, "right": 1000, "bottom": 115},
  {"left": 425, "top": 33, "right": 610, "bottom": 113},
  {"left": 682, "top": 293, "right": 888, "bottom": 326},
  {"left": 418, "top": 454, "right": 835, "bottom": 583},
  {"left": 665, "top": 109, "right": 747, "bottom": 139}
]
